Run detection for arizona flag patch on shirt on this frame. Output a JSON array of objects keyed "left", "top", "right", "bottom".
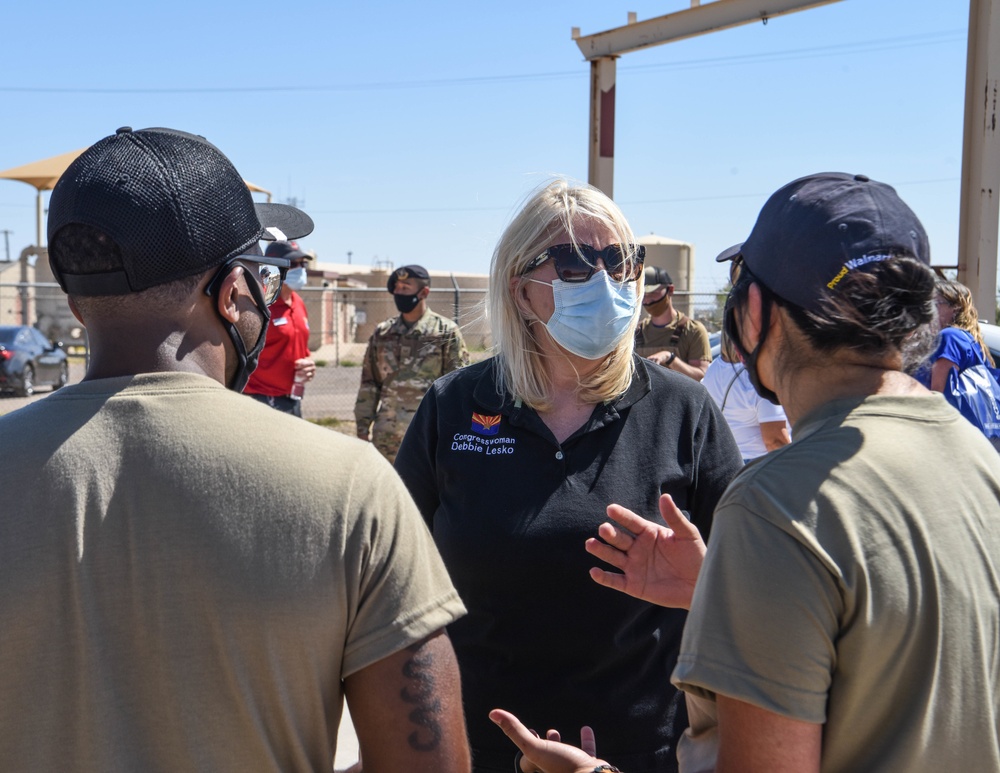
[{"left": 471, "top": 413, "right": 501, "bottom": 436}]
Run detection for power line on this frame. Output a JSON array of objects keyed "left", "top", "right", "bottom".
[
  {"left": 0, "top": 177, "right": 961, "bottom": 218},
  {"left": 0, "top": 29, "right": 964, "bottom": 95},
  {"left": 303, "top": 177, "right": 961, "bottom": 216}
]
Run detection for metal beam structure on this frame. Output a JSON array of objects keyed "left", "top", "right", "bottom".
[
  {"left": 574, "top": 0, "right": 844, "bottom": 60},
  {"left": 588, "top": 57, "right": 618, "bottom": 200},
  {"left": 575, "top": 0, "right": 1000, "bottom": 313},
  {"left": 573, "top": 0, "right": 844, "bottom": 198},
  {"left": 958, "top": 0, "right": 1000, "bottom": 318}
]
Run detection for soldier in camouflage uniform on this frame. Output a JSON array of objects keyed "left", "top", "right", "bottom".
[{"left": 354, "top": 264, "right": 469, "bottom": 463}]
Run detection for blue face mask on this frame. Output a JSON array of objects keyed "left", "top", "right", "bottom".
[
  {"left": 284, "top": 267, "right": 307, "bottom": 291},
  {"left": 528, "top": 270, "right": 638, "bottom": 359}
]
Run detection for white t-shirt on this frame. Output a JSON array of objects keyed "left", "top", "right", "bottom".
[{"left": 701, "top": 358, "right": 787, "bottom": 460}]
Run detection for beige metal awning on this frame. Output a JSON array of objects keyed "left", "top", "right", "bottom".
[
  {"left": 0, "top": 149, "right": 87, "bottom": 247},
  {"left": 0, "top": 148, "right": 88, "bottom": 192},
  {"left": 0, "top": 148, "right": 273, "bottom": 247}
]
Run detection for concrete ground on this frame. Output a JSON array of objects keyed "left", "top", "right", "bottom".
[
  {"left": 0, "top": 344, "right": 366, "bottom": 423},
  {"left": 334, "top": 707, "right": 360, "bottom": 769}
]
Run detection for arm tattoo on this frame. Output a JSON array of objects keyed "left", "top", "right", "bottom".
[{"left": 400, "top": 643, "right": 443, "bottom": 751}]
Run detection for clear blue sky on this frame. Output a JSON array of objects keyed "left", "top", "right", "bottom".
[{"left": 0, "top": 0, "right": 971, "bottom": 293}]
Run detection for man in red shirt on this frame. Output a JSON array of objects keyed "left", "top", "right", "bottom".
[{"left": 244, "top": 240, "right": 315, "bottom": 416}]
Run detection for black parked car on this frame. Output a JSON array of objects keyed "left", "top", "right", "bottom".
[{"left": 0, "top": 325, "right": 69, "bottom": 397}]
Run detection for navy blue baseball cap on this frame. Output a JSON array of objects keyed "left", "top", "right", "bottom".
[{"left": 716, "top": 172, "right": 930, "bottom": 313}]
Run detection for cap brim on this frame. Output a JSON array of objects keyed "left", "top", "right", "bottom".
[
  {"left": 255, "top": 203, "right": 315, "bottom": 241},
  {"left": 715, "top": 243, "right": 744, "bottom": 263}
]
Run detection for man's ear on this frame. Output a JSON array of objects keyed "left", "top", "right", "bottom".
[
  {"left": 419, "top": 286, "right": 431, "bottom": 300},
  {"left": 67, "top": 296, "right": 86, "bottom": 326},
  {"left": 215, "top": 265, "right": 244, "bottom": 324}
]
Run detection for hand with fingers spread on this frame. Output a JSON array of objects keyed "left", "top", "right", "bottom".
[
  {"left": 490, "top": 709, "right": 611, "bottom": 773},
  {"left": 586, "top": 493, "right": 706, "bottom": 610}
]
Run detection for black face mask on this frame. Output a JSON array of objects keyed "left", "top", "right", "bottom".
[
  {"left": 394, "top": 292, "right": 421, "bottom": 314},
  {"left": 723, "top": 286, "right": 781, "bottom": 406},
  {"left": 214, "top": 269, "right": 272, "bottom": 392}
]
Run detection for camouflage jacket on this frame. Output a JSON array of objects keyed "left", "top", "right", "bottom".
[{"left": 354, "top": 308, "right": 469, "bottom": 456}]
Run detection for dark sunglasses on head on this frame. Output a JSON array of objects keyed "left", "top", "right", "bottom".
[
  {"left": 204, "top": 255, "right": 289, "bottom": 307},
  {"left": 522, "top": 243, "right": 645, "bottom": 283}
]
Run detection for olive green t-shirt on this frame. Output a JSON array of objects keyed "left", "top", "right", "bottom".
[
  {"left": 635, "top": 313, "right": 712, "bottom": 363},
  {"left": 674, "top": 395, "right": 1000, "bottom": 772},
  {"left": 0, "top": 372, "right": 465, "bottom": 772}
]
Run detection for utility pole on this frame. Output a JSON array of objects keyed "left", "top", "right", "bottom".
[{"left": 1, "top": 230, "right": 11, "bottom": 263}]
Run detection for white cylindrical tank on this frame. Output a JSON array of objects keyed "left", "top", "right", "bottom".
[{"left": 636, "top": 234, "right": 695, "bottom": 317}]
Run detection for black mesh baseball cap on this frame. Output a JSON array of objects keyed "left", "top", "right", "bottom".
[
  {"left": 716, "top": 172, "right": 930, "bottom": 313},
  {"left": 47, "top": 126, "right": 314, "bottom": 295}
]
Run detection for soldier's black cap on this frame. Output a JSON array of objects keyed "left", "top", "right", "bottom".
[{"left": 387, "top": 264, "right": 431, "bottom": 292}]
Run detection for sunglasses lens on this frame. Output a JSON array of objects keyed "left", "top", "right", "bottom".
[
  {"left": 533, "top": 244, "right": 643, "bottom": 283},
  {"left": 603, "top": 245, "right": 628, "bottom": 282},
  {"left": 604, "top": 245, "right": 644, "bottom": 282},
  {"left": 547, "top": 245, "right": 592, "bottom": 283},
  {"left": 257, "top": 264, "right": 282, "bottom": 305}
]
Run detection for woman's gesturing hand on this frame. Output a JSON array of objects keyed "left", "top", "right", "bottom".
[{"left": 586, "top": 494, "right": 706, "bottom": 610}]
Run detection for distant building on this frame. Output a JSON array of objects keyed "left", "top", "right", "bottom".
[{"left": 298, "top": 261, "right": 490, "bottom": 351}]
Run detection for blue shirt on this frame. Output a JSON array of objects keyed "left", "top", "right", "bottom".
[{"left": 916, "top": 327, "right": 985, "bottom": 386}]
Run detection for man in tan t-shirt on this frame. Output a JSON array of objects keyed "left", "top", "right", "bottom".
[
  {"left": 635, "top": 266, "right": 712, "bottom": 380},
  {"left": 0, "top": 126, "right": 471, "bottom": 773}
]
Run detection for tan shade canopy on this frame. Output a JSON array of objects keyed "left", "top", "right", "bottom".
[
  {"left": 0, "top": 148, "right": 271, "bottom": 198},
  {"left": 0, "top": 148, "right": 88, "bottom": 192},
  {"left": 0, "top": 148, "right": 273, "bottom": 246}
]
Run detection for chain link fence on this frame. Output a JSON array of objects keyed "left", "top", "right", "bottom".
[
  {"left": 0, "top": 280, "right": 732, "bottom": 421},
  {"left": 0, "top": 280, "right": 839, "bottom": 425}
]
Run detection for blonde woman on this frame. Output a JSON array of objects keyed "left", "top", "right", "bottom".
[
  {"left": 927, "top": 279, "right": 995, "bottom": 392},
  {"left": 394, "top": 179, "right": 742, "bottom": 773}
]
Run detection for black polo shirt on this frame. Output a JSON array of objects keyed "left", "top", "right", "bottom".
[{"left": 395, "top": 355, "right": 742, "bottom": 772}]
